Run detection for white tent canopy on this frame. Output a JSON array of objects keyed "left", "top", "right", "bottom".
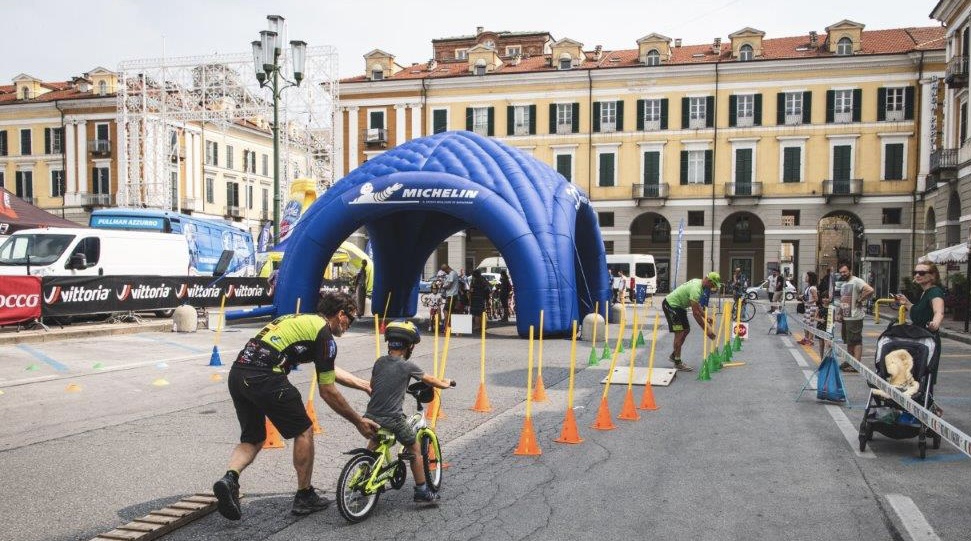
[{"left": 923, "top": 242, "right": 969, "bottom": 264}]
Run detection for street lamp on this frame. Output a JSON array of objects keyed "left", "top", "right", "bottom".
[{"left": 251, "top": 14, "right": 307, "bottom": 244}]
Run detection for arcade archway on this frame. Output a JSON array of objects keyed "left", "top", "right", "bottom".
[
  {"left": 719, "top": 212, "right": 765, "bottom": 285},
  {"left": 630, "top": 212, "right": 671, "bottom": 292}
]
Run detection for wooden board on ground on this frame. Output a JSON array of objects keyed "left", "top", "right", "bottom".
[
  {"left": 600, "top": 366, "right": 677, "bottom": 387},
  {"left": 90, "top": 493, "right": 218, "bottom": 541}
]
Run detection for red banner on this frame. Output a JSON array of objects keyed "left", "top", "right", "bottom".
[{"left": 0, "top": 276, "right": 42, "bottom": 325}]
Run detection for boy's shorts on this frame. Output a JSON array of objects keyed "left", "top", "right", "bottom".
[{"left": 366, "top": 413, "right": 416, "bottom": 446}]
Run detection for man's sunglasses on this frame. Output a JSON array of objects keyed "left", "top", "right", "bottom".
[{"left": 913, "top": 270, "right": 930, "bottom": 276}]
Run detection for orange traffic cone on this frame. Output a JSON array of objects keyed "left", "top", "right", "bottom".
[
  {"left": 471, "top": 382, "right": 493, "bottom": 412},
  {"left": 638, "top": 381, "right": 659, "bottom": 411},
  {"left": 553, "top": 408, "right": 583, "bottom": 444},
  {"left": 532, "top": 373, "right": 548, "bottom": 402},
  {"left": 427, "top": 441, "right": 451, "bottom": 470},
  {"left": 306, "top": 400, "right": 323, "bottom": 435},
  {"left": 617, "top": 389, "right": 640, "bottom": 421},
  {"left": 263, "top": 418, "right": 285, "bottom": 449},
  {"left": 591, "top": 397, "right": 616, "bottom": 430},
  {"left": 513, "top": 417, "right": 542, "bottom": 455}
]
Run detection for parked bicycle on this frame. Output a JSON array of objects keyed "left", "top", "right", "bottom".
[
  {"left": 717, "top": 295, "right": 756, "bottom": 323},
  {"left": 336, "top": 381, "right": 451, "bottom": 523}
]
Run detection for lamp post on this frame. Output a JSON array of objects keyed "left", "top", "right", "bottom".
[{"left": 251, "top": 14, "right": 307, "bottom": 244}]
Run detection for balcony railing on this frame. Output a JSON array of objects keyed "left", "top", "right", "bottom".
[
  {"left": 88, "top": 140, "right": 111, "bottom": 155},
  {"left": 822, "top": 179, "right": 863, "bottom": 198},
  {"left": 364, "top": 128, "right": 387, "bottom": 144},
  {"left": 930, "top": 148, "right": 958, "bottom": 173},
  {"left": 81, "top": 193, "right": 112, "bottom": 207},
  {"left": 181, "top": 197, "right": 199, "bottom": 211},
  {"left": 632, "top": 183, "right": 669, "bottom": 200},
  {"left": 946, "top": 56, "right": 968, "bottom": 88},
  {"left": 725, "top": 182, "right": 763, "bottom": 197}
]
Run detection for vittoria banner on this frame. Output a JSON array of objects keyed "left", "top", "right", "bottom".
[{"left": 41, "top": 276, "right": 273, "bottom": 317}]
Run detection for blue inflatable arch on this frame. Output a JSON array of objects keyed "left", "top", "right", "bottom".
[{"left": 273, "top": 131, "right": 610, "bottom": 337}]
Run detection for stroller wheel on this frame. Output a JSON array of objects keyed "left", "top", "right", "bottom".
[
  {"left": 932, "top": 432, "right": 942, "bottom": 450},
  {"left": 918, "top": 440, "right": 927, "bottom": 459},
  {"left": 858, "top": 419, "right": 869, "bottom": 452}
]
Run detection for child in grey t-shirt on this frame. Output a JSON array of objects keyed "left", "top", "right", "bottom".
[{"left": 365, "top": 320, "right": 453, "bottom": 502}]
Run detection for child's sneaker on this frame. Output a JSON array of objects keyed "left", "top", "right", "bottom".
[{"left": 413, "top": 485, "right": 440, "bottom": 503}]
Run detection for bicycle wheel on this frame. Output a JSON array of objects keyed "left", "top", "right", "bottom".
[
  {"left": 336, "top": 454, "right": 381, "bottom": 523},
  {"left": 740, "top": 301, "right": 756, "bottom": 322},
  {"left": 419, "top": 430, "right": 443, "bottom": 492}
]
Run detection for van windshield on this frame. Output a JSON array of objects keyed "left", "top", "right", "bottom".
[
  {"left": 635, "top": 263, "right": 656, "bottom": 279},
  {"left": 0, "top": 234, "right": 75, "bottom": 265}
]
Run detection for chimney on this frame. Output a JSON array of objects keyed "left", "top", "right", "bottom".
[
  {"left": 428, "top": 58, "right": 437, "bottom": 71},
  {"left": 510, "top": 53, "right": 522, "bottom": 66},
  {"left": 674, "top": 38, "right": 682, "bottom": 48},
  {"left": 593, "top": 45, "right": 603, "bottom": 61},
  {"left": 476, "top": 26, "right": 484, "bottom": 35},
  {"left": 809, "top": 31, "right": 818, "bottom": 48},
  {"left": 713, "top": 37, "right": 722, "bottom": 54}
]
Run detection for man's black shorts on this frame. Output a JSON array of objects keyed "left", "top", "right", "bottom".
[
  {"left": 662, "top": 299, "right": 690, "bottom": 333},
  {"left": 228, "top": 366, "right": 311, "bottom": 443}
]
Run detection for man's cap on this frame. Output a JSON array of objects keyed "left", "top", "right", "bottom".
[{"left": 706, "top": 272, "right": 722, "bottom": 289}]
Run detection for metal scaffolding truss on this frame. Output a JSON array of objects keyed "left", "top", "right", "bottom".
[{"left": 117, "top": 46, "right": 339, "bottom": 210}]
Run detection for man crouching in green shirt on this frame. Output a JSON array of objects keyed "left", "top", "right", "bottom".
[{"left": 662, "top": 272, "right": 720, "bottom": 371}]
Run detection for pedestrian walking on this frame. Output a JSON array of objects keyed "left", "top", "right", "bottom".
[{"left": 353, "top": 260, "right": 369, "bottom": 315}]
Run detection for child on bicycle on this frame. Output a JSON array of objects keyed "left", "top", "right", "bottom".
[{"left": 365, "top": 320, "right": 453, "bottom": 502}]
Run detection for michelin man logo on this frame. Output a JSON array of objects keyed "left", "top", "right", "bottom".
[
  {"left": 564, "top": 185, "right": 585, "bottom": 210},
  {"left": 350, "top": 182, "right": 404, "bottom": 205}
]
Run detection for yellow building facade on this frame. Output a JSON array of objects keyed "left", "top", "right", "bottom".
[
  {"left": 0, "top": 69, "right": 291, "bottom": 241},
  {"left": 339, "top": 24, "right": 944, "bottom": 292}
]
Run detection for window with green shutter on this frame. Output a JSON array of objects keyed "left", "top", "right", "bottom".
[
  {"left": 433, "top": 109, "right": 448, "bottom": 134},
  {"left": 735, "top": 148, "right": 752, "bottom": 184},
  {"left": 833, "top": 145, "right": 852, "bottom": 180},
  {"left": 643, "top": 151, "right": 660, "bottom": 184},
  {"left": 782, "top": 147, "right": 801, "bottom": 183},
  {"left": 884, "top": 143, "right": 904, "bottom": 180},
  {"left": 556, "top": 154, "right": 572, "bottom": 182},
  {"left": 599, "top": 152, "right": 615, "bottom": 187}
]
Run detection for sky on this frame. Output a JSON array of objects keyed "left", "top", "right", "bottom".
[{"left": 0, "top": 0, "right": 943, "bottom": 83}]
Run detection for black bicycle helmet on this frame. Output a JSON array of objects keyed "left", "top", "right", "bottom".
[{"left": 385, "top": 320, "right": 421, "bottom": 346}]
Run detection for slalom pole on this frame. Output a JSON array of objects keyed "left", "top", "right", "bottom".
[
  {"left": 618, "top": 312, "right": 641, "bottom": 420},
  {"left": 533, "top": 310, "right": 548, "bottom": 401},
  {"left": 514, "top": 326, "right": 542, "bottom": 455},
  {"left": 639, "top": 313, "right": 661, "bottom": 410},
  {"left": 554, "top": 320, "right": 583, "bottom": 443},
  {"left": 374, "top": 313, "right": 381, "bottom": 360},
  {"left": 592, "top": 301, "right": 600, "bottom": 347},
  {"left": 381, "top": 291, "right": 392, "bottom": 331},
  {"left": 472, "top": 311, "right": 492, "bottom": 412},
  {"left": 602, "top": 308, "right": 626, "bottom": 395}
]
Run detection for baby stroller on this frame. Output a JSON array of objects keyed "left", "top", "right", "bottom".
[{"left": 858, "top": 323, "right": 942, "bottom": 458}]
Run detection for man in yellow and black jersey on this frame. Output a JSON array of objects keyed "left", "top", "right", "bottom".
[{"left": 213, "top": 291, "right": 380, "bottom": 520}]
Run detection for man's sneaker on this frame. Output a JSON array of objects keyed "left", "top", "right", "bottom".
[
  {"left": 213, "top": 474, "right": 242, "bottom": 521},
  {"left": 413, "top": 485, "right": 440, "bottom": 503},
  {"left": 672, "top": 362, "right": 694, "bottom": 372},
  {"left": 291, "top": 487, "right": 331, "bottom": 516}
]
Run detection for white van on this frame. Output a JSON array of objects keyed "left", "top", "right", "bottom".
[
  {"left": 605, "top": 254, "right": 658, "bottom": 295},
  {"left": 476, "top": 256, "right": 507, "bottom": 275},
  {"left": 0, "top": 227, "right": 190, "bottom": 277}
]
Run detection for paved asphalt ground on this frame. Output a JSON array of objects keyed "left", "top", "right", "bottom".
[{"left": 0, "top": 303, "right": 968, "bottom": 541}]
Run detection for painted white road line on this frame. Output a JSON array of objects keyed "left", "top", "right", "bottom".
[
  {"left": 825, "top": 404, "right": 876, "bottom": 458},
  {"left": 781, "top": 337, "right": 793, "bottom": 348},
  {"left": 885, "top": 494, "right": 941, "bottom": 541},
  {"left": 788, "top": 347, "right": 810, "bottom": 368},
  {"left": 0, "top": 353, "right": 210, "bottom": 388}
]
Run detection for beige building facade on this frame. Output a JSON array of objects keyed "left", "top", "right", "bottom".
[{"left": 339, "top": 24, "right": 945, "bottom": 293}]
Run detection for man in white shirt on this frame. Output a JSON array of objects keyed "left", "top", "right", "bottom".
[{"left": 441, "top": 264, "right": 461, "bottom": 315}]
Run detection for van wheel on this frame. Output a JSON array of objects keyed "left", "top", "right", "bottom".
[{"left": 154, "top": 309, "right": 175, "bottom": 318}]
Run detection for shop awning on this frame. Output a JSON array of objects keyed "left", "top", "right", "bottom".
[{"left": 923, "top": 242, "right": 969, "bottom": 264}]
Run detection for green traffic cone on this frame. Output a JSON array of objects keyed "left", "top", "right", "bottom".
[
  {"left": 710, "top": 350, "right": 723, "bottom": 372},
  {"left": 92, "top": 362, "right": 105, "bottom": 370},
  {"left": 601, "top": 344, "right": 611, "bottom": 360},
  {"left": 25, "top": 364, "right": 39, "bottom": 371},
  {"left": 722, "top": 343, "right": 733, "bottom": 362},
  {"left": 732, "top": 335, "right": 742, "bottom": 352},
  {"left": 635, "top": 330, "right": 646, "bottom": 347},
  {"left": 616, "top": 338, "right": 625, "bottom": 354},
  {"left": 588, "top": 348, "right": 600, "bottom": 366},
  {"left": 696, "top": 357, "right": 712, "bottom": 381}
]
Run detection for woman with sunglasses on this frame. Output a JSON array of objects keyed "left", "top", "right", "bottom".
[{"left": 894, "top": 262, "right": 945, "bottom": 396}]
